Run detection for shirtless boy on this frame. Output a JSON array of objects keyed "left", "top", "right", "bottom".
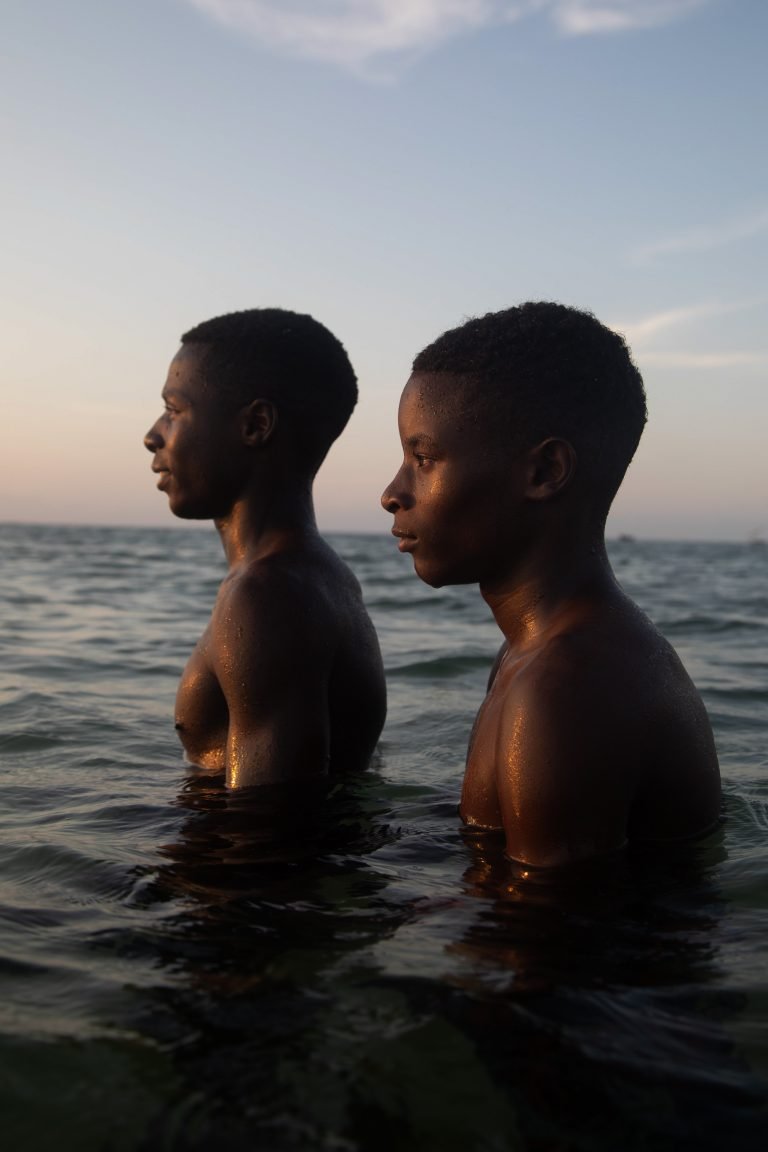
[
  {"left": 381, "top": 302, "right": 721, "bottom": 867},
  {"left": 145, "top": 308, "right": 386, "bottom": 788}
]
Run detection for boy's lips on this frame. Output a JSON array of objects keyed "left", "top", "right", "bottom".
[
  {"left": 392, "top": 527, "right": 416, "bottom": 552},
  {"left": 152, "top": 467, "right": 171, "bottom": 491}
]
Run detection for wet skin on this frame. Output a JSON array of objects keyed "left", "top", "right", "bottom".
[
  {"left": 382, "top": 372, "right": 721, "bottom": 868},
  {"left": 145, "top": 343, "right": 386, "bottom": 788}
]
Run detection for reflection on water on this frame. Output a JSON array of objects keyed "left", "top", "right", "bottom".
[
  {"left": 119, "top": 772, "right": 424, "bottom": 1150},
  {"left": 443, "top": 828, "right": 766, "bottom": 1152},
  {"left": 87, "top": 786, "right": 764, "bottom": 1152}
]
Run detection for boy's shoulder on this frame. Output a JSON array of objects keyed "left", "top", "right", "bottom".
[
  {"left": 226, "top": 537, "right": 361, "bottom": 602},
  {"left": 499, "top": 595, "right": 711, "bottom": 770},
  {"left": 473, "top": 594, "right": 720, "bottom": 859},
  {"left": 209, "top": 539, "right": 371, "bottom": 659},
  {"left": 496, "top": 593, "right": 671, "bottom": 702}
]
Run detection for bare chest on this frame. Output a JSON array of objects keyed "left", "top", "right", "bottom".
[
  {"left": 174, "top": 626, "right": 228, "bottom": 770},
  {"left": 460, "top": 675, "right": 514, "bottom": 831}
]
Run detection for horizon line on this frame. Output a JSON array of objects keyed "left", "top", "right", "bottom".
[{"left": 0, "top": 517, "right": 758, "bottom": 548}]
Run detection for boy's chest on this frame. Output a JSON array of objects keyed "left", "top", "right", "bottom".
[
  {"left": 174, "top": 626, "right": 229, "bottom": 769},
  {"left": 460, "top": 667, "right": 522, "bottom": 830}
]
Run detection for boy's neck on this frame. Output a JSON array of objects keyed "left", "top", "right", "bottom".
[
  {"left": 480, "top": 531, "right": 618, "bottom": 650},
  {"left": 214, "top": 478, "right": 319, "bottom": 569}
]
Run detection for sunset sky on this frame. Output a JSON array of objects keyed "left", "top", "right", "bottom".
[{"left": 2, "top": 0, "right": 766, "bottom": 539}]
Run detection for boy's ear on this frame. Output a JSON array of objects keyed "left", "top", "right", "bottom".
[
  {"left": 524, "top": 437, "right": 577, "bottom": 501},
  {"left": 239, "top": 399, "right": 278, "bottom": 447}
]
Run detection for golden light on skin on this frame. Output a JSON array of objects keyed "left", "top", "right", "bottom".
[
  {"left": 173, "top": 635, "right": 227, "bottom": 771},
  {"left": 499, "top": 708, "right": 528, "bottom": 826},
  {"left": 461, "top": 789, "right": 497, "bottom": 826},
  {"left": 227, "top": 733, "right": 259, "bottom": 790}
]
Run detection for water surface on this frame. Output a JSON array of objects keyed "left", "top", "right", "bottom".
[{"left": 1, "top": 525, "right": 766, "bottom": 1149}]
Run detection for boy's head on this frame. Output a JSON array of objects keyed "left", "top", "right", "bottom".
[
  {"left": 181, "top": 307, "right": 358, "bottom": 474},
  {"left": 382, "top": 302, "right": 647, "bottom": 587},
  {"left": 412, "top": 302, "right": 646, "bottom": 514}
]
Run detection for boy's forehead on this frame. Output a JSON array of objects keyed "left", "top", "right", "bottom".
[
  {"left": 165, "top": 342, "right": 209, "bottom": 390},
  {"left": 399, "top": 371, "right": 513, "bottom": 457},
  {"left": 170, "top": 341, "right": 207, "bottom": 372},
  {"left": 402, "top": 370, "right": 478, "bottom": 415},
  {"left": 400, "top": 371, "right": 510, "bottom": 443},
  {"left": 402, "top": 368, "right": 542, "bottom": 469}
]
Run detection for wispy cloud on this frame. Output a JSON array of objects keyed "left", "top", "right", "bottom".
[
  {"left": 610, "top": 300, "right": 767, "bottom": 370},
  {"left": 631, "top": 207, "right": 768, "bottom": 265},
  {"left": 552, "top": 0, "right": 709, "bottom": 36},
  {"left": 613, "top": 302, "right": 725, "bottom": 344},
  {"left": 638, "top": 351, "right": 768, "bottom": 368},
  {"left": 184, "top": 0, "right": 525, "bottom": 74},
  {"left": 183, "top": 1, "right": 711, "bottom": 73}
]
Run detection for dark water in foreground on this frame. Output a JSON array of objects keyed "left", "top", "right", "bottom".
[{"left": 1, "top": 524, "right": 767, "bottom": 1150}]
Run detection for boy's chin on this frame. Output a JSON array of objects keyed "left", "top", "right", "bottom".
[
  {"left": 413, "top": 556, "right": 474, "bottom": 589},
  {"left": 168, "top": 496, "right": 216, "bottom": 521}
]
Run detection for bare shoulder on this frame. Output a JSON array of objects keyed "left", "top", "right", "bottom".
[
  {"left": 206, "top": 538, "right": 385, "bottom": 767},
  {"left": 508, "top": 599, "right": 713, "bottom": 763},
  {"left": 495, "top": 598, "right": 720, "bottom": 850},
  {"left": 176, "top": 536, "right": 384, "bottom": 784},
  {"left": 213, "top": 540, "right": 365, "bottom": 639}
]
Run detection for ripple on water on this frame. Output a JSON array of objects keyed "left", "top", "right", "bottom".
[{"left": 0, "top": 527, "right": 767, "bottom": 1149}]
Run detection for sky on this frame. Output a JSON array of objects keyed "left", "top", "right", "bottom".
[{"left": 1, "top": 0, "right": 766, "bottom": 540}]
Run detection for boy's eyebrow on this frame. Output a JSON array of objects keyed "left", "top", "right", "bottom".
[
  {"left": 405, "top": 434, "right": 440, "bottom": 451},
  {"left": 161, "top": 385, "right": 190, "bottom": 402}
]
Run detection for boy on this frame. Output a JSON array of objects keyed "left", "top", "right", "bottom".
[
  {"left": 381, "top": 302, "right": 721, "bottom": 867},
  {"left": 145, "top": 308, "right": 386, "bottom": 788}
]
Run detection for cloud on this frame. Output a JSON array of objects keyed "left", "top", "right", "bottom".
[
  {"left": 613, "top": 302, "right": 723, "bottom": 344},
  {"left": 182, "top": 0, "right": 711, "bottom": 73},
  {"left": 639, "top": 351, "right": 768, "bottom": 369},
  {"left": 610, "top": 300, "right": 767, "bottom": 370},
  {"left": 551, "top": 0, "right": 709, "bottom": 36},
  {"left": 631, "top": 207, "right": 768, "bottom": 265},
  {"left": 183, "top": 0, "right": 525, "bottom": 73}
]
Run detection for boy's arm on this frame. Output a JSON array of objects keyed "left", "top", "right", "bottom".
[
  {"left": 210, "top": 573, "right": 332, "bottom": 789},
  {"left": 495, "top": 660, "right": 633, "bottom": 868}
]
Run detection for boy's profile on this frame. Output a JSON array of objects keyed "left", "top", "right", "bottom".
[
  {"left": 145, "top": 308, "right": 386, "bottom": 788},
  {"left": 381, "top": 302, "right": 721, "bottom": 868}
]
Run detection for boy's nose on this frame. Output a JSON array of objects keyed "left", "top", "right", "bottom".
[
  {"left": 143, "top": 426, "right": 163, "bottom": 453},
  {"left": 380, "top": 487, "right": 399, "bottom": 513},
  {"left": 381, "top": 473, "right": 410, "bottom": 513}
]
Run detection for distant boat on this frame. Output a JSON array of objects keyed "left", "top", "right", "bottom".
[{"left": 617, "top": 533, "right": 636, "bottom": 543}]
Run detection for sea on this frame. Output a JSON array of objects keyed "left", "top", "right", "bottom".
[{"left": 1, "top": 522, "right": 767, "bottom": 1151}]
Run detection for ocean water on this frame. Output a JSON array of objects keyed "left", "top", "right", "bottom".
[{"left": 1, "top": 522, "right": 767, "bottom": 1151}]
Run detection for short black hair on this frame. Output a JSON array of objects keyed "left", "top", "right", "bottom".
[
  {"left": 181, "top": 308, "right": 358, "bottom": 472},
  {"left": 413, "top": 301, "right": 647, "bottom": 516}
]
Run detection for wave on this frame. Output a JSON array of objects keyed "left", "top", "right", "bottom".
[{"left": 387, "top": 654, "right": 493, "bottom": 679}]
